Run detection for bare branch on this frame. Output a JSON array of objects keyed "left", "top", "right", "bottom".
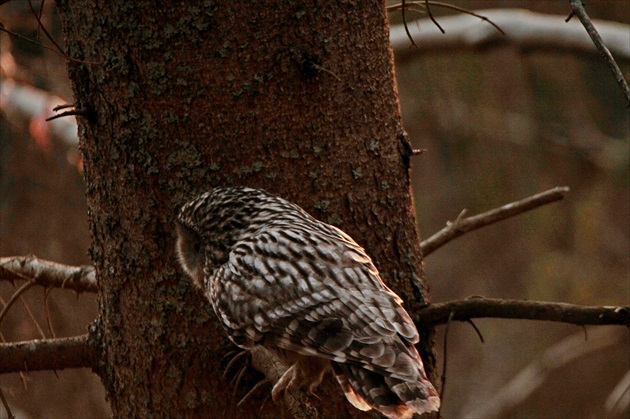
[
  {"left": 420, "top": 187, "right": 570, "bottom": 257},
  {"left": 45, "top": 109, "right": 90, "bottom": 121},
  {"left": 389, "top": 1, "right": 503, "bottom": 35},
  {"left": 400, "top": 0, "right": 418, "bottom": 47},
  {"left": 0, "top": 335, "right": 93, "bottom": 374},
  {"left": 0, "top": 78, "right": 80, "bottom": 146},
  {"left": 390, "top": 9, "right": 630, "bottom": 61},
  {"left": 568, "top": 0, "right": 630, "bottom": 106},
  {"left": 0, "top": 255, "right": 97, "bottom": 294},
  {"left": 415, "top": 298, "right": 630, "bottom": 328}
]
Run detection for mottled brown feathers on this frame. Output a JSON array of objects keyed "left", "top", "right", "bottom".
[{"left": 176, "top": 187, "right": 439, "bottom": 418}]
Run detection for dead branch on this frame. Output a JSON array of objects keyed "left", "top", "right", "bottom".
[
  {"left": 420, "top": 187, "right": 570, "bottom": 257},
  {"left": 0, "top": 255, "right": 97, "bottom": 293},
  {"left": 0, "top": 334, "right": 92, "bottom": 374},
  {"left": 0, "top": 78, "right": 80, "bottom": 146},
  {"left": 568, "top": 0, "right": 630, "bottom": 105},
  {"left": 415, "top": 298, "right": 630, "bottom": 328},
  {"left": 388, "top": 1, "right": 503, "bottom": 36},
  {"left": 390, "top": 9, "right": 630, "bottom": 61}
]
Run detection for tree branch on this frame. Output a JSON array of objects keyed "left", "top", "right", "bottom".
[
  {"left": 0, "top": 255, "right": 97, "bottom": 294},
  {"left": 0, "top": 335, "right": 93, "bottom": 374},
  {"left": 420, "top": 187, "right": 570, "bottom": 257},
  {"left": 568, "top": 0, "right": 630, "bottom": 105},
  {"left": 415, "top": 298, "right": 630, "bottom": 328},
  {"left": 390, "top": 9, "right": 630, "bottom": 61},
  {"left": 0, "top": 78, "right": 80, "bottom": 146},
  {"left": 249, "top": 346, "right": 321, "bottom": 419}
]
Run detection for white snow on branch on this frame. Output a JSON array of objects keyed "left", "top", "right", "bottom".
[{"left": 391, "top": 9, "right": 630, "bottom": 61}]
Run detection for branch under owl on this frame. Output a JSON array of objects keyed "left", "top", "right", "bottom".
[
  {"left": 248, "top": 346, "right": 322, "bottom": 419},
  {"left": 0, "top": 298, "right": 626, "bottom": 376}
]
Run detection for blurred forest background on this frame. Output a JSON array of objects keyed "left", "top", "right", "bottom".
[{"left": 1, "top": 1, "right": 628, "bottom": 418}]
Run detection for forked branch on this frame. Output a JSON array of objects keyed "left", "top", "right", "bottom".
[{"left": 420, "top": 187, "right": 570, "bottom": 256}]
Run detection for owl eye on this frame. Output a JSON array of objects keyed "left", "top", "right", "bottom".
[{"left": 175, "top": 222, "right": 203, "bottom": 280}]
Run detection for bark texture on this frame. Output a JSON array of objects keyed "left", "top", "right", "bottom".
[{"left": 56, "top": 1, "right": 432, "bottom": 417}]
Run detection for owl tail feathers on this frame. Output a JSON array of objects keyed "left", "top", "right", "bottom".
[{"left": 333, "top": 364, "right": 440, "bottom": 419}]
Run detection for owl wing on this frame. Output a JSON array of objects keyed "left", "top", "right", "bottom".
[{"left": 211, "top": 227, "right": 421, "bottom": 381}]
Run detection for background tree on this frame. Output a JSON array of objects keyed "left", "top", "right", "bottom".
[{"left": 0, "top": 2, "right": 628, "bottom": 419}]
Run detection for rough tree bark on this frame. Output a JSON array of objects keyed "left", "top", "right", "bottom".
[{"left": 55, "top": 1, "right": 433, "bottom": 417}]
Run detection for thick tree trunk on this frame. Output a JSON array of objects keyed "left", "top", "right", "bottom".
[{"left": 56, "top": 1, "right": 433, "bottom": 417}]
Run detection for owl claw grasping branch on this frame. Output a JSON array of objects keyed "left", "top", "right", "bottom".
[{"left": 176, "top": 187, "right": 440, "bottom": 418}]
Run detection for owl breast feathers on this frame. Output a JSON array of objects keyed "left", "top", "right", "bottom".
[{"left": 176, "top": 187, "right": 440, "bottom": 418}]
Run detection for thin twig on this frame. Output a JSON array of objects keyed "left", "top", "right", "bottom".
[
  {"left": 390, "top": 9, "right": 628, "bottom": 61},
  {"left": 438, "top": 311, "right": 455, "bottom": 415},
  {"left": 401, "top": 0, "right": 417, "bottom": 47},
  {"left": 420, "top": 187, "right": 570, "bottom": 257},
  {"left": 28, "top": 0, "right": 66, "bottom": 57},
  {"left": 45, "top": 109, "right": 87, "bottom": 121},
  {"left": 0, "top": 24, "right": 97, "bottom": 65},
  {"left": 0, "top": 282, "right": 35, "bottom": 326},
  {"left": 388, "top": 1, "right": 504, "bottom": 35},
  {"left": 568, "top": 0, "right": 630, "bottom": 105},
  {"left": 0, "top": 335, "right": 92, "bottom": 373},
  {"left": 52, "top": 103, "right": 76, "bottom": 112},
  {"left": 0, "top": 387, "right": 13, "bottom": 419},
  {"left": 18, "top": 294, "right": 46, "bottom": 339},
  {"left": 44, "top": 288, "right": 57, "bottom": 339},
  {"left": 425, "top": 1, "right": 504, "bottom": 34},
  {"left": 415, "top": 298, "right": 630, "bottom": 328},
  {"left": 0, "top": 255, "right": 98, "bottom": 294},
  {"left": 238, "top": 378, "right": 270, "bottom": 407},
  {"left": 424, "top": 0, "right": 445, "bottom": 34},
  {"left": 465, "top": 319, "right": 484, "bottom": 343}
]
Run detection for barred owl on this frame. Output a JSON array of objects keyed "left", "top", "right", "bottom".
[{"left": 175, "top": 187, "right": 440, "bottom": 418}]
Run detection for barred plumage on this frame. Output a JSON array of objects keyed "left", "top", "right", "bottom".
[{"left": 175, "top": 186, "right": 440, "bottom": 418}]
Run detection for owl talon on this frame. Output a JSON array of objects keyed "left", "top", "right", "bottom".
[
  {"left": 238, "top": 378, "right": 270, "bottom": 407},
  {"left": 223, "top": 349, "right": 250, "bottom": 379},
  {"left": 271, "top": 364, "right": 296, "bottom": 404}
]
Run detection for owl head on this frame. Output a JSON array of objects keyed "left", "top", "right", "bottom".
[
  {"left": 175, "top": 220, "right": 205, "bottom": 289},
  {"left": 175, "top": 187, "right": 266, "bottom": 289}
]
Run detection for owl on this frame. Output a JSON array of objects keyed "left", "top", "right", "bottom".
[{"left": 175, "top": 187, "right": 440, "bottom": 418}]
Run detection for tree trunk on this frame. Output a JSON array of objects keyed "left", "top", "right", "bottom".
[{"left": 56, "top": 1, "right": 433, "bottom": 416}]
